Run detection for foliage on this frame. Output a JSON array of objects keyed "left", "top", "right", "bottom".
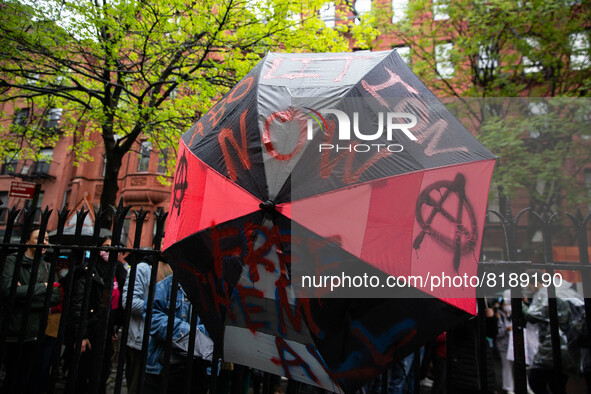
[
  {"left": 372, "top": 0, "right": 591, "bottom": 218},
  {"left": 0, "top": 0, "right": 376, "bottom": 211},
  {"left": 453, "top": 98, "right": 591, "bottom": 215}
]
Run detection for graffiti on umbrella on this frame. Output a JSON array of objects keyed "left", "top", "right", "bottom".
[
  {"left": 172, "top": 151, "right": 188, "bottom": 217},
  {"left": 263, "top": 55, "right": 374, "bottom": 83},
  {"left": 173, "top": 216, "right": 419, "bottom": 387},
  {"left": 413, "top": 173, "right": 478, "bottom": 272}
]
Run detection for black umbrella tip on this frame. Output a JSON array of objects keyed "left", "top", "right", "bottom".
[{"left": 259, "top": 200, "right": 276, "bottom": 212}]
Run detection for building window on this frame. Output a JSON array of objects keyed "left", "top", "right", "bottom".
[
  {"left": 287, "top": 11, "right": 301, "bottom": 29},
  {"left": 42, "top": 108, "right": 62, "bottom": 131},
  {"left": 523, "top": 37, "right": 541, "bottom": 74},
  {"left": 320, "top": 2, "right": 336, "bottom": 28},
  {"left": 62, "top": 188, "right": 71, "bottom": 211},
  {"left": 26, "top": 73, "right": 39, "bottom": 85},
  {"left": 170, "top": 86, "right": 178, "bottom": 100},
  {"left": 478, "top": 43, "right": 498, "bottom": 72},
  {"left": 527, "top": 101, "right": 549, "bottom": 138},
  {"left": 246, "top": 0, "right": 267, "bottom": 21},
  {"left": 1, "top": 155, "right": 18, "bottom": 175},
  {"left": 487, "top": 190, "right": 500, "bottom": 223},
  {"left": 20, "top": 162, "right": 31, "bottom": 176},
  {"left": 570, "top": 32, "right": 590, "bottom": 71},
  {"left": 123, "top": 216, "right": 132, "bottom": 248},
  {"left": 354, "top": 0, "right": 371, "bottom": 24},
  {"left": 56, "top": 72, "right": 66, "bottom": 86},
  {"left": 12, "top": 108, "right": 30, "bottom": 130},
  {"left": 33, "top": 148, "right": 53, "bottom": 176},
  {"left": 0, "top": 191, "right": 8, "bottom": 223},
  {"left": 435, "top": 42, "right": 454, "bottom": 79},
  {"left": 157, "top": 148, "right": 169, "bottom": 174},
  {"left": 395, "top": 46, "right": 411, "bottom": 65},
  {"left": 433, "top": 0, "right": 449, "bottom": 21},
  {"left": 391, "top": 0, "right": 408, "bottom": 23},
  {"left": 137, "top": 141, "right": 151, "bottom": 172}
]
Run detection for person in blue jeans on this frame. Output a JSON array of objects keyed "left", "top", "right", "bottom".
[{"left": 143, "top": 274, "right": 210, "bottom": 394}]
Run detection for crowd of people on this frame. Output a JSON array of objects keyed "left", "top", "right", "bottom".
[
  {"left": 0, "top": 227, "right": 213, "bottom": 394},
  {"left": 1, "top": 228, "right": 590, "bottom": 394},
  {"left": 359, "top": 274, "right": 590, "bottom": 394}
]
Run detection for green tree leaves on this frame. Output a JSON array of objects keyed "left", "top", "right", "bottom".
[{"left": 0, "top": 0, "right": 376, "bottom": 211}]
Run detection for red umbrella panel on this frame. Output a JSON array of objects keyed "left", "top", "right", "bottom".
[{"left": 163, "top": 50, "right": 496, "bottom": 393}]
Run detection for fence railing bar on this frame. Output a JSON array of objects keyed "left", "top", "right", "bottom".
[
  {"left": 137, "top": 208, "right": 167, "bottom": 394},
  {"left": 476, "top": 298, "right": 488, "bottom": 393},
  {"left": 115, "top": 207, "right": 148, "bottom": 394},
  {"left": 138, "top": 245, "right": 160, "bottom": 394},
  {"left": 160, "top": 273, "right": 180, "bottom": 394},
  {"left": 413, "top": 348, "right": 421, "bottom": 394},
  {"left": 489, "top": 198, "right": 530, "bottom": 394},
  {"left": 64, "top": 207, "right": 94, "bottom": 394},
  {"left": 184, "top": 306, "right": 199, "bottom": 393},
  {"left": 566, "top": 210, "right": 591, "bottom": 357},
  {"left": 0, "top": 207, "right": 36, "bottom": 393},
  {"left": 16, "top": 209, "right": 51, "bottom": 392},
  {"left": 540, "top": 213, "right": 565, "bottom": 394},
  {"left": 210, "top": 336, "right": 223, "bottom": 393},
  {"left": 0, "top": 206, "right": 20, "bottom": 277},
  {"left": 85, "top": 207, "right": 109, "bottom": 394},
  {"left": 48, "top": 208, "right": 83, "bottom": 393},
  {"left": 89, "top": 201, "right": 130, "bottom": 394},
  {"left": 0, "top": 207, "right": 18, "bottom": 394},
  {"left": 1, "top": 201, "right": 589, "bottom": 394},
  {"left": 34, "top": 208, "right": 67, "bottom": 392},
  {"left": 31, "top": 208, "right": 61, "bottom": 393}
]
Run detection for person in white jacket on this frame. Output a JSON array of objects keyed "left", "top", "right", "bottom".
[
  {"left": 496, "top": 297, "right": 514, "bottom": 394},
  {"left": 122, "top": 249, "right": 172, "bottom": 394}
]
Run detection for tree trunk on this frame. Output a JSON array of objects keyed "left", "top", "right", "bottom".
[{"left": 100, "top": 152, "right": 123, "bottom": 228}]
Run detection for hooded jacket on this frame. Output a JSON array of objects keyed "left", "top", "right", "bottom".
[
  {"left": 0, "top": 253, "right": 61, "bottom": 342},
  {"left": 523, "top": 281, "right": 585, "bottom": 374}
]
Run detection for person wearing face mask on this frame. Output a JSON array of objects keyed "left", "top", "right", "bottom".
[
  {"left": 99, "top": 236, "right": 128, "bottom": 387},
  {"left": 64, "top": 235, "right": 127, "bottom": 393},
  {"left": 496, "top": 297, "right": 514, "bottom": 394},
  {"left": 0, "top": 226, "right": 62, "bottom": 393},
  {"left": 98, "top": 236, "right": 128, "bottom": 338}
]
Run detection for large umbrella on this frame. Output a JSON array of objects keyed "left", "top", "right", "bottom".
[{"left": 163, "top": 50, "right": 495, "bottom": 392}]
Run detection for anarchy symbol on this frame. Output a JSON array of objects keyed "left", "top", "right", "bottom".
[
  {"left": 172, "top": 152, "right": 188, "bottom": 217},
  {"left": 413, "top": 173, "right": 478, "bottom": 273}
]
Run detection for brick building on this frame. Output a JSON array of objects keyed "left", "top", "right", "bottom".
[{"left": 0, "top": 101, "right": 171, "bottom": 247}]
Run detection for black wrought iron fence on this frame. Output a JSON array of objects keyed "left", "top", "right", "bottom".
[{"left": 0, "top": 200, "right": 588, "bottom": 394}]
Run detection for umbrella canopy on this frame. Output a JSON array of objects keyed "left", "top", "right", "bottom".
[{"left": 163, "top": 50, "right": 495, "bottom": 393}]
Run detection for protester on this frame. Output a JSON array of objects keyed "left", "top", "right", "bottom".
[
  {"left": 122, "top": 243, "right": 172, "bottom": 393},
  {"left": 0, "top": 226, "right": 61, "bottom": 393},
  {"left": 447, "top": 306, "right": 498, "bottom": 394},
  {"left": 64, "top": 235, "right": 127, "bottom": 393},
  {"left": 496, "top": 297, "right": 514, "bottom": 394},
  {"left": 144, "top": 274, "right": 212, "bottom": 394},
  {"left": 523, "top": 278, "right": 586, "bottom": 394}
]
